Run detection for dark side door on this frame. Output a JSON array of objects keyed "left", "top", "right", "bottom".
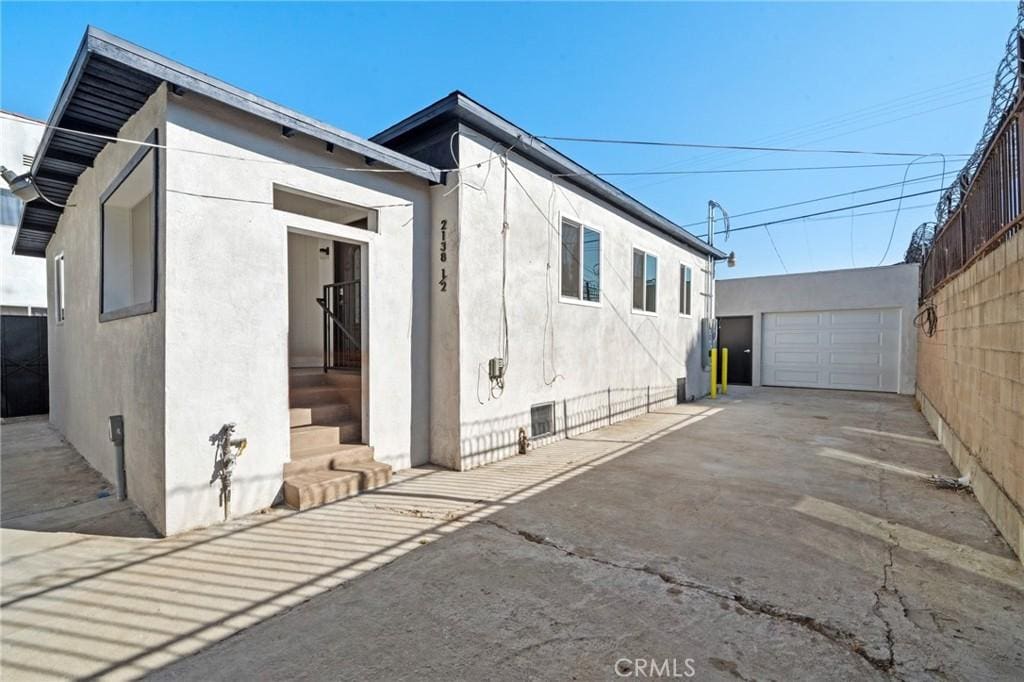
[{"left": 718, "top": 316, "right": 753, "bottom": 386}]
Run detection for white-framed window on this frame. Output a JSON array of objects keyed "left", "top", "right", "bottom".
[
  {"left": 679, "top": 264, "right": 692, "bottom": 316},
  {"left": 54, "top": 252, "right": 66, "bottom": 323},
  {"left": 100, "top": 131, "right": 158, "bottom": 322},
  {"left": 632, "top": 248, "right": 657, "bottom": 313},
  {"left": 560, "top": 218, "right": 601, "bottom": 303}
]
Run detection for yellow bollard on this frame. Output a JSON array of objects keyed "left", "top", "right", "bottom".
[
  {"left": 722, "top": 348, "right": 728, "bottom": 395},
  {"left": 710, "top": 348, "right": 718, "bottom": 399}
]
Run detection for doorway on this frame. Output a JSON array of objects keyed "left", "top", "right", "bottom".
[
  {"left": 328, "top": 241, "right": 362, "bottom": 371},
  {"left": 718, "top": 316, "right": 753, "bottom": 386}
]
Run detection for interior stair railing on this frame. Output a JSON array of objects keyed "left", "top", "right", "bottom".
[{"left": 316, "top": 280, "right": 361, "bottom": 372}]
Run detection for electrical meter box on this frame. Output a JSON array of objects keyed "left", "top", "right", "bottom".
[{"left": 700, "top": 318, "right": 717, "bottom": 370}]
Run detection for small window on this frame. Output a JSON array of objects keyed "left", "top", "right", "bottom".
[
  {"left": 560, "top": 218, "right": 601, "bottom": 302},
  {"left": 530, "top": 402, "right": 555, "bottom": 438},
  {"left": 632, "top": 248, "right": 657, "bottom": 313},
  {"left": 54, "top": 253, "right": 66, "bottom": 323},
  {"left": 680, "top": 265, "right": 692, "bottom": 316},
  {"left": 100, "top": 136, "right": 157, "bottom": 321}
]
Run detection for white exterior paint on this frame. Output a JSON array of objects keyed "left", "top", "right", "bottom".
[
  {"left": 761, "top": 308, "right": 902, "bottom": 392},
  {"left": 160, "top": 93, "right": 431, "bottom": 534},
  {"left": 45, "top": 87, "right": 433, "bottom": 535},
  {"left": 287, "top": 231, "right": 334, "bottom": 367},
  {"left": 439, "top": 130, "right": 712, "bottom": 470},
  {"left": 1, "top": 112, "right": 46, "bottom": 315},
  {"left": 41, "top": 92, "right": 714, "bottom": 532},
  {"left": 717, "top": 264, "right": 920, "bottom": 395},
  {"left": 45, "top": 90, "right": 168, "bottom": 528}
]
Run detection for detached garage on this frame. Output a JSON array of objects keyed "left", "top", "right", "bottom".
[{"left": 716, "top": 264, "right": 919, "bottom": 395}]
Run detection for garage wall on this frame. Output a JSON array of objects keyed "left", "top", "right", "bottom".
[{"left": 717, "top": 264, "right": 919, "bottom": 395}]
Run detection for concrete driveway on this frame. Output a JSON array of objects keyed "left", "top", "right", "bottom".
[{"left": 3, "top": 389, "right": 1022, "bottom": 680}]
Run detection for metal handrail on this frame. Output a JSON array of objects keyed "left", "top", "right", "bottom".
[{"left": 315, "top": 296, "right": 361, "bottom": 349}]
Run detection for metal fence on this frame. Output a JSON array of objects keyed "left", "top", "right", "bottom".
[
  {"left": 922, "top": 104, "right": 1024, "bottom": 298},
  {"left": 922, "top": 8, "right": 1024, "bottom": 298}
]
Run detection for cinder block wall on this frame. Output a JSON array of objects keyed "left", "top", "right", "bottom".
[{"left": 916, "top": 228, "right": 1023, "bottom": 559}]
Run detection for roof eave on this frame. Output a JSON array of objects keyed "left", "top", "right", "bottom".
[
  {"left": 13, "top": 26, "right": 445, "bottom": 257},
  {"left": 373, "top": 92, "right": 727, "bottom": 260}
]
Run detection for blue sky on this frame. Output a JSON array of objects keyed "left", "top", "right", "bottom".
[{"left": 1, "top": 2, "right": 1014, "bottom": 278}]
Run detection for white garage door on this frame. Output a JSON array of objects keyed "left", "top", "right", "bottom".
[{"left": 762, "top": 309, "right": 901, "bottom": 393}]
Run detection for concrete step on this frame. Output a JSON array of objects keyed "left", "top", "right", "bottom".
[
  {"left": 284, "top": 444, "right": 374, "bottom": 476},
  {"left": 289, "top": 402, "right": 352, "bottom": 428},
  {"left": 324, "top": 371, "right": 361, "bottom": 391},
  {"left": 332, "top": 460, "right": 392, "bottom": 490},
  {"left": 289, "top": 370, "right": 329, "bottom": 390},
  {"left": 282, "top": 460, "right": 392, "bottom": 510},
  {"left": 289, "top": 422, "right": 361, "bottom": 451},
  {"left": 289, "top": 385, "right": 344, "bottom": 408},
  {"left": 283, "top": 470, "right": 361, "bottom": 510}
]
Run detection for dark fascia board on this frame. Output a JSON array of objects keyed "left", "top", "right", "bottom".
[{"left": 373, "top": 92, "right": 727, "bottom": 259}]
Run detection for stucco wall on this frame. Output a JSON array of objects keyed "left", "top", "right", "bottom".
[
  {"left": 45, "top": 88, "right": 168, "bottom": 530},
  {"left": 429, "top": 175, "right": 462, "bottom": 469},
  {"left": 448, "top": 131, "right": 710, "bottom": 470},
  {"left": 287, "top": 231, "right": 334, "bottom": 367},
  {"left": 717, "top": 264, "right": 920, "bottom": 394},
  {"left": 917, "top": 229, "right": 1023, "bottom": 558},
  {"left": 1, "top": 112, "right": 47, "bottom": 312},
  {"left": 162, "top": 93, "right": 432, "bottom": 534}
]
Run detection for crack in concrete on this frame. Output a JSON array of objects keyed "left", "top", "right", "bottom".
[{"left": 482, "top": 519, "right": 894, "bottom": 676}]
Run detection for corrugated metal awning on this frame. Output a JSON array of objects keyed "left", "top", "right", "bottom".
[{"left": 13, "top": 27, "right": 443, "bottom": 257}]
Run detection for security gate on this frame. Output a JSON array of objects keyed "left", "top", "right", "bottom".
[{"left": 1, "top": 315, "right": 49, "bottom": 418}]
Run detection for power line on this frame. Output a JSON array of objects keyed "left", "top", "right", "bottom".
[
  {"left": 875, "top": 155, "right": 944, "bottom": 265},
  {"left": 716, "top": 187, "right": 946, "bottom": 235},
  {"left": 626, "top": 79, "right": 989, "bottom": 183},
  {"left": 554, "top": 160, "right": 953, "bottom": 178},
  {"left": 675, "top": 171, "right": 948, "bottom": 230},
  {"left": 538, "top": 135, "right": 970, "bottom": 158},
  {"left": 763, "top": 226, "right": 788, "bottom": 272}
]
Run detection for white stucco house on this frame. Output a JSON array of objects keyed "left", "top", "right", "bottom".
[
  {"left": 716, "top": 264, "right": 920, "bottom": 395},
  {"left": 1, "top": 111, "right": 47, "bottom": 316},
  {"left": 11, "top": 28, "right": 725, "bottom": 535}
]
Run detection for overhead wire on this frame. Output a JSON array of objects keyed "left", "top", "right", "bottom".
[
  {"left": 673, "top": 171, "right": 949, "bottom": 230},
  {"left": 714, "top": 188, "right": 947, "bottom": 236},
  {"left": 552, "top": 159, "right": 954, "bottom": 177},
  {"left": 536, "top": 135, "right": 970, "bottom": 158},
  {"left": 876, "top": 154, "right": 947, "bottom": 265}
]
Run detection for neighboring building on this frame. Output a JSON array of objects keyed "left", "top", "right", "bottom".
[
  {"left": 716, "top": 264, "right": 919, "bottom": 396},
  {"left": 1, "top": 111, "right": 47, "bottom": 315},
  {"left": 12, "top": 28, "right": 723, "bottom": 535}
]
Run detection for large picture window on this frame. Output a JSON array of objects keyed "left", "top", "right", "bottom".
[
  {"left": 100, "top": 133, "right": 157, "bottom": 321},
  {"left": 560, "top": 218, "right": 601, "bottom": 302},
  {"left": 632, "top": 248, "right": 657, "bottom": 313},
  {"left": 680, "top": 264, "right": 692, "bottom": 316}
]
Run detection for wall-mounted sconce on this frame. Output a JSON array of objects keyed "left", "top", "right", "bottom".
[{"left": 319, "top": 246, "right": 331, "bottom": 258}]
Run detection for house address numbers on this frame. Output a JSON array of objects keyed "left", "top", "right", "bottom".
[{"left": 438, "top": 218, "right": 448, "bottom": 292}]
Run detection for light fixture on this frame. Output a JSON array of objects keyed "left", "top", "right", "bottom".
[
  {"left": 0, "top": 166, "right": 41, "bottom": 202},
  {"left": 727, "top": 251, "right": 736, "bottom": 268}
]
